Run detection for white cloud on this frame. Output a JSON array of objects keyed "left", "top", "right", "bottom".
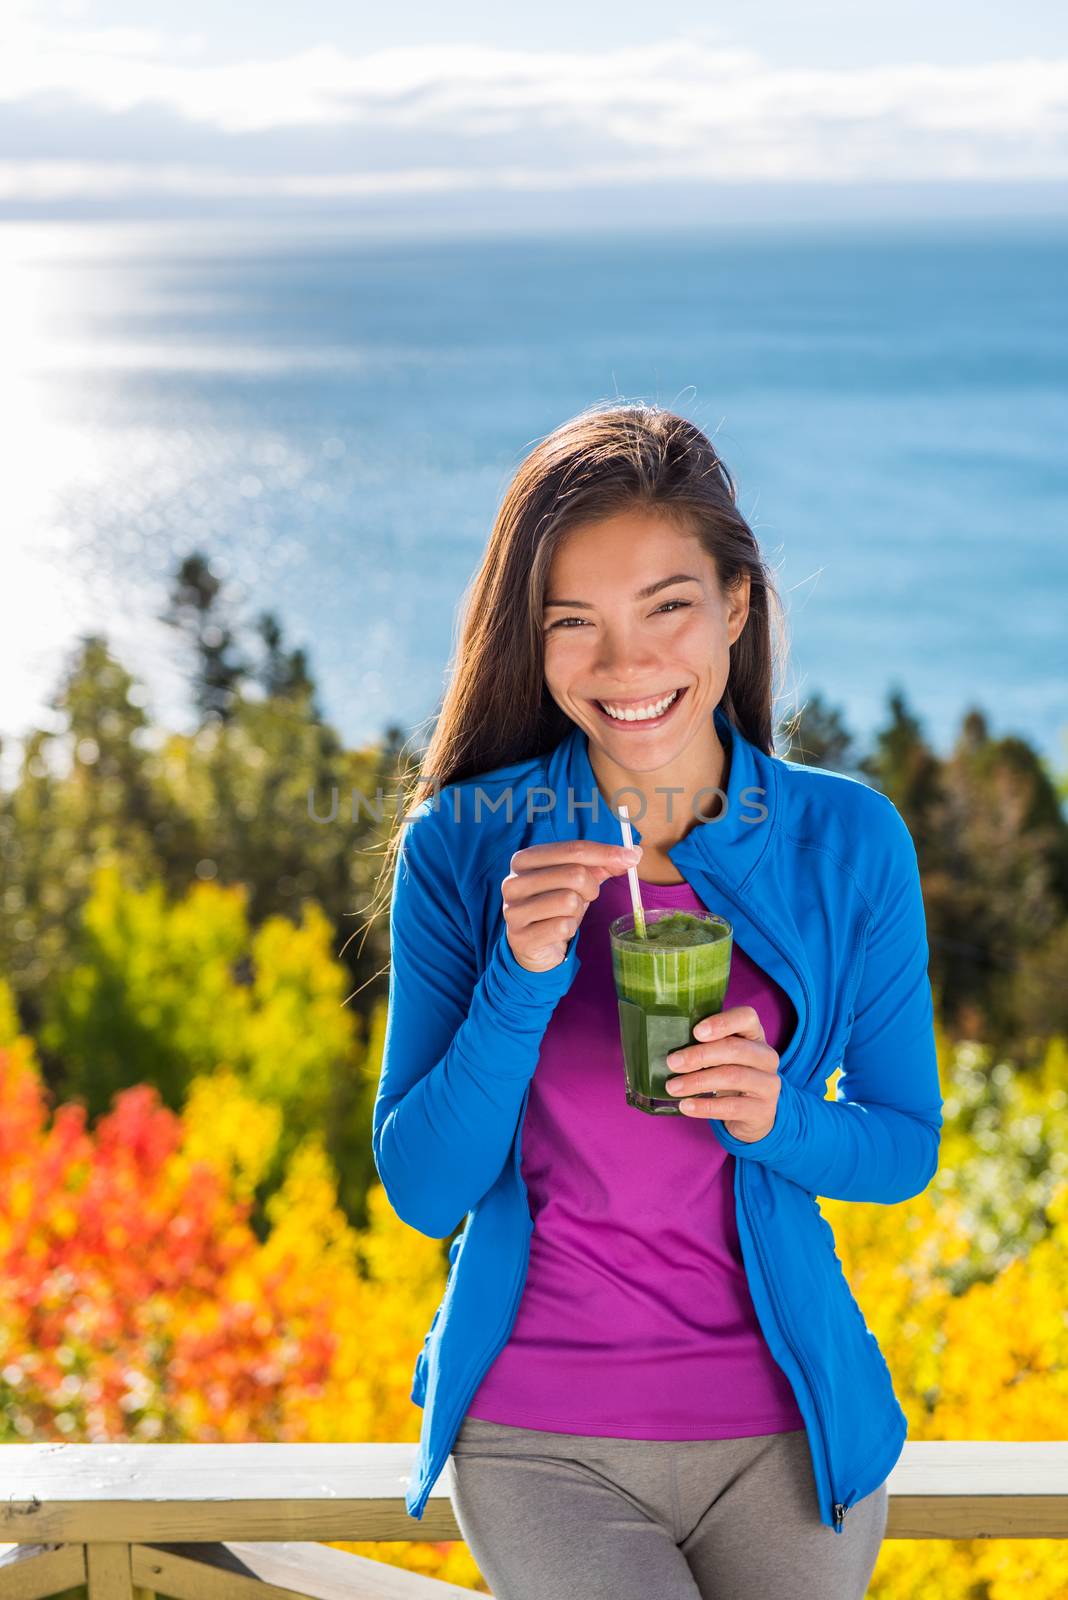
[{"left": 1, "top": 12, "right": 1066, "bottom": 203}]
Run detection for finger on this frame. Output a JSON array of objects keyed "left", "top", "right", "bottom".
[
  {"left": 665, "top": 1038, "right": 777, "bottom": 1074},
  {"left": 509, "top": 840, "right": 641, "bottom": 881},
  {"left": 525, "top": 916, "right": 581, "bottom": 952},
  {"left": 676, "top": 1096, "right": 770, "bottom": 1128},
  {"left": 666, "top": 1064, "right": 770, "bottom": 1099},
  {"left": 504, "top": 885, "right": 590, "bottom": 933},
  {"left": 503, "top": 861, "right": 607, "bottom": 908},
  {"left": 511, "top": 921, "right": 578, "bottom": 973},
  {"left": 693, "top": 1005, "right": 766, "bottom": 1043}
]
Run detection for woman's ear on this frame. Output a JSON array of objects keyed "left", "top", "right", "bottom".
[{"left": 727, "top": 571, "right": 751, "bottom": 645}]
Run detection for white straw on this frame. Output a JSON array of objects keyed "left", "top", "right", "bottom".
[{"left": 616, "top": 805, "right": 647, "bottom": 939}]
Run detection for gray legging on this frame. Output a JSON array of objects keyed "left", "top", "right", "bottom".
[{"left": 448, "top": 1414, "right": 888, "bottom": 1600}]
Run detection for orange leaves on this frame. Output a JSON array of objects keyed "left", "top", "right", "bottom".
[
  {"left": 0, "top": 1008, "right": 466, "bottom": 1581},
  {"left": 0, "top": 1039, "right": 306, "bottom": 1441}
]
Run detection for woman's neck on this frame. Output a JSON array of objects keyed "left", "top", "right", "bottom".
[{"left": 586, "top": 723, "right": 731, "bottom": 858}]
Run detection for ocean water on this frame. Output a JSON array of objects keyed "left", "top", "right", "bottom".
[{"left": 3, "top": 217, "right": 1066, "bottom": 779}]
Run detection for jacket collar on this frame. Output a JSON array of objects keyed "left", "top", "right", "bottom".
[{"left": 542, "top": 704, "right": 780, "bottom": 892}]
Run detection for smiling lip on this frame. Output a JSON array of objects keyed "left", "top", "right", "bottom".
[{"left": 591, "top": 686, "right": 688, "bottom": 729}]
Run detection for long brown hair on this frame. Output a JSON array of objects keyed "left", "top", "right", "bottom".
[{"left": 361, "top": 400, "right": 790, "bottom": 949}]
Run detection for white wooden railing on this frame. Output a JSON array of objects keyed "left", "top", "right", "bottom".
[{"left": 0, "top": 1441, "right": 1065, "bottom": 1597}]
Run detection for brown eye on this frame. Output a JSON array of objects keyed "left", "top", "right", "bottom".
[{"left": 547, "top": 600, "right": 691, "bottom": 632}]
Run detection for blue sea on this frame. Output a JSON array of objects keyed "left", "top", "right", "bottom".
[{"left": 3, "top": 217, "right": 1066, "bottom": 780}]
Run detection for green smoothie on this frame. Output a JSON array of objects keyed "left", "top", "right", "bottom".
[{"left": 610, "top": 909, "right": 733, "bottom": 1116}]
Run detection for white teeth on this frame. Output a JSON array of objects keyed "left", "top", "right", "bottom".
[{"left": 599, "top": 689, "right": 681, "bottom": 722}]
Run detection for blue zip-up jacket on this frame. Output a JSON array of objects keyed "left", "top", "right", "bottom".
[{"left": 373, "top": 706, "right": 943, "bottom": 1534}]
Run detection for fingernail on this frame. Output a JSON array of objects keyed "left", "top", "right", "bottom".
[{"left": 622, "top": 847, "right": 642, "bottom": 860}]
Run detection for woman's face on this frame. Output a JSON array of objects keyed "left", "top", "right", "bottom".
[{"left": 541, "top": 507, "right": 750, "bottom": 773}]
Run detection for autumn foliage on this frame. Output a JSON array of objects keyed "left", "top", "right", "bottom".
[
  {"left": 1, "top": 898, "right": 1067, "bottom": 1592},
  {"left": 0, "top": 977, "right": 479, "bottom": 1587}
]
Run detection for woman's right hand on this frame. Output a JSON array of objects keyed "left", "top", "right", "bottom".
[{"left": 502, "top": 839, "right": 643, "bottom": 974}]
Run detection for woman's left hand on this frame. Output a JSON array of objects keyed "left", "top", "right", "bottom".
[{"left": 664, "top": 1005, "right": 781, "bottom": 1142}]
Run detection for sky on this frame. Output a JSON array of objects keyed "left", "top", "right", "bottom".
[{"left": 2, "top": 0, "right": 1067, "bottom": 225}]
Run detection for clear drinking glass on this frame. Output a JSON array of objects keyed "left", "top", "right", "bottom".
[{"left": 609, "top": 909, "right": 733, "bottom": 1115}]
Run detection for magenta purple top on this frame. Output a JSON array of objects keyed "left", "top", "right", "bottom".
[{"left": 466, "top": 870, "right": 805, "bottom": 1439}]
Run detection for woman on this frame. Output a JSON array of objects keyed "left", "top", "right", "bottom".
[{"left": 372, "top": 403, "right": 943, "bottom": 1599}]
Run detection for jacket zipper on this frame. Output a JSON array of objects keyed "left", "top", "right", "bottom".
[
  {"left": 738, "top": 1157, "right": 850, "bottom": 1534},
  {"left": 690, "top": 858, "right": 854, "bottom": 1535},
  {"left": 419, "top": 1235, "right": 529, "bottom": 1513},
  {"left": 414, "top": 1083, "right": 534, "bottom": 1511}
]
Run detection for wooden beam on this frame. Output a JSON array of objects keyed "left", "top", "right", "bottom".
[
  {"left": 0, "top": 1543, "right": 86, "bottom": 1600},
  {"left": 86, "top": 1544, "right": 135, "bottom": 1600},
  {"left": 0, "top": 1441, "right": 1063, "bottom": 1546},
  {"left": 0, "top": 1445, "right": 444, "bottom": 1544},
  {"left": 132, "top": 1541, "right": 486, "bottom": 1599},
  {"left": 888, "top": 1441, "right": 1068, "bottom": 1538}
]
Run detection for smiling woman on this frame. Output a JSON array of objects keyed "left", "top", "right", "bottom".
[
  {"left": 543, "top": 571, "right": 703, "bottom": 726},
  {"left": 368, "top": 399, "right": 785, "bottom": 839},
  {"left": 371, "top": 400, "right": 925, "bottom": 1600},
  {"left": 539, "top": 506, "right": 752, "bottom": 853}
]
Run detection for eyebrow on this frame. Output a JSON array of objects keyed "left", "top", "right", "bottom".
[{"left": 543, "top": 574, "right": 702, "bottom": 610}]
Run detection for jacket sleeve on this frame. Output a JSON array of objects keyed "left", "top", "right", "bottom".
[
  {"left": 713, "top": 790, "right": 943, "bottom": 1204},
  {"left": 372, "top": 800, "right": 580, "bottom": 1239}
]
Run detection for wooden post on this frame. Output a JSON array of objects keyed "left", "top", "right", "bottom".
[{"left": 86, "top": 1544, "right": 135, "bottom": 1600}]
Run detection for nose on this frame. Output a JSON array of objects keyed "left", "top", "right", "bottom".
[{"left": 594, "top": 627, "right": 663, "bottom": 684}]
